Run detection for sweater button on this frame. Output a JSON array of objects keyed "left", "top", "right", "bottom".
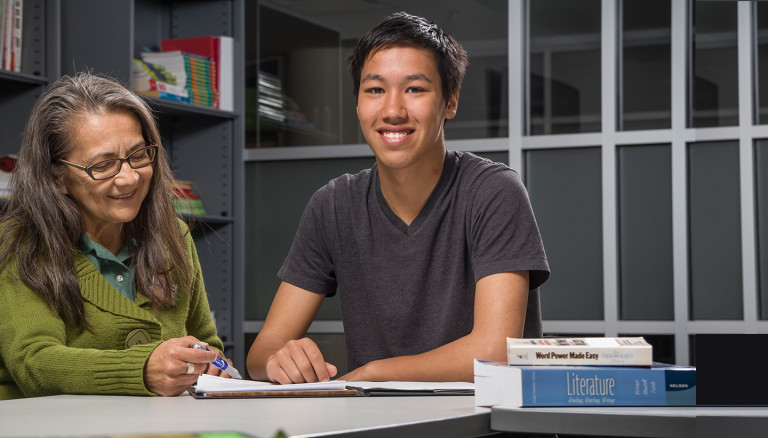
[
  {"left": 125, "top": 329, "right": 151, "bottom": 348},
  {"left": 116, "top": 274, "right": 124, "bottom": 282}
]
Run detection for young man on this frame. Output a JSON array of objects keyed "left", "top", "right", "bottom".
[{"left": 246, "top": 12, "right": 549, "bottom": 383}]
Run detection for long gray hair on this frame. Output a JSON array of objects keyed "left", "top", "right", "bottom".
[{"left": 0, "top": 72, "right": 192, "bottom": 326}]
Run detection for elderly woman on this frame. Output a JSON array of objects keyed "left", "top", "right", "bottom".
[{"left": 0, "top": 73, "right": 233, "bottom": 400}]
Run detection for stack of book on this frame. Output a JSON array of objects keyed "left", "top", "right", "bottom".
[
  {"left": 161, "top": 36, "right": 234, "bottom": 111},
  {"left": 132, "top": 59, "right": 187, "bottom": 101},
  {"left": 0, "top": 154, "right": 16, "bottom": 199},
  {"left": 474, "top": 336, "right": 696, "bottom": 407},
  {"left": 257, "top": 71, "right": 286, "bottom": 128},
  {"left": 170, "top": 180, "right": 207, "bottom": 216},
  {"left": 138, "top": 51, "right": 217, "bottom": 108},
  {"left": 1, "top": 0, "right": 23, "bottom": 72}
]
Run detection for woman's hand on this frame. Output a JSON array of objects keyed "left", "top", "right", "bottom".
[
  {"left": 197, "top": 344, "right": 237, "bottom": 379},
  {"left": 143, "top": 336, "right": 219, "bottom": 396}
]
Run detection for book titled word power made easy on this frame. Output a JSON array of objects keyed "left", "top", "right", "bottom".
[
  {"left": 474, "top": 359, "right": 696, "bottom": 407},
  {"left": 506, "top": 336, "right": 653, "bottom": 366}
]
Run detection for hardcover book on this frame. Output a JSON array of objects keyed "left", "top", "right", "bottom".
[
  {"left": 474, "top": 359, "right": 696, "bottom": 407},
  {"left": 507, "top": 336, "right": 653, "bottom": 366}
]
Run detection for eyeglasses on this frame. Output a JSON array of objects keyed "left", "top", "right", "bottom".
[{"left": 59, "top": 146, "right": 158, "bottom": 181}]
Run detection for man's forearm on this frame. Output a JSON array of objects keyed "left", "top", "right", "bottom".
[
  {"left": 344, "top": 330, "right": 509, "bottom": 382},
  {"left": 246, "top": 332, "right": 287, "bottom": 381}
]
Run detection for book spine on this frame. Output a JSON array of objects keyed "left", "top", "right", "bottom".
[
  {"left": 516, "top": 367, "right": 695, "bottom": 407},
  {"left": 217, "top": 36, "right": 235, "bottom": 111},
  {"left": 506, "top": 346, "right": 652, "bottom": 366},
  {"left": 11, "top": 0, "right": 19, "bottom": 72},
  {"left": 3, "top": 0, "right": 11, "bottom": 71}
]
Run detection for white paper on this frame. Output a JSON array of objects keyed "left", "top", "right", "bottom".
[
  {"left": 346, "top": 381, "right": 475, "bottom": 392},
  {"left": 194, "top": 375, "right": 474, "bottom": 394},
  {"left": 195, "top": 374, "right": 347, "bottom": 393}
]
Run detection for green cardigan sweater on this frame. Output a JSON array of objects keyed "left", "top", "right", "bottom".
[{"left": 0, "top": 220, "right": 223, "bottom": 400}]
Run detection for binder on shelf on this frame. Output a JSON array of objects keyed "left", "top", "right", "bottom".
[{"left": 161, "top": 35, "right": 234, "bottom": 111}]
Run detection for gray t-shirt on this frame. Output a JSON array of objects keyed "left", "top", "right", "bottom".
[{"left": 279, "top": 150, "right": 550, "bottom": 370}]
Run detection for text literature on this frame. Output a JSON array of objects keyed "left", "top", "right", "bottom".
[{"left": 474, "top": 359, "right": 695, "bottom": 407}]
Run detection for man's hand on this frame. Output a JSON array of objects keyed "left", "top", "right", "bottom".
[
  {"left": 337, "top": 360, "right": 376, "bottom": 382},
  {"left": 265, "top": 337, "right": 337, "bottom": 384}
]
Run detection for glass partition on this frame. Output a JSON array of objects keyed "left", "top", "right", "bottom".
[
  {"left": 688, "top": 141, "right": 742, "bottom": 319},
  {"left": 691, "top": 1, "right": 738, "bottom": 128},
  {"left": 528, "top": 0, "right": 601, "bottom": 135},
  {"left": 620, "top": 0, "right": 671, "bottom": 131},
  {"left": 245, "top": 0, "right": 509, "bottom": 148},
  {"left": 756, "top": 3, "right": 768, "bottom": 125},
  {"left": 756, "top": 140, "right": 768, "bottom": 319},
  {"left": 617, "top": 144, "right": 674, "bottom": 320},
  {"left": 524, "top": 147, "right": 604, "bottom": 320}
]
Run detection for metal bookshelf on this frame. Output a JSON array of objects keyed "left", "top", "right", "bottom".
[{"left": 0, "top": 0, "right": 246, "bottom": 368}]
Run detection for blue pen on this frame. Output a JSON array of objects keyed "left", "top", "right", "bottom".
[{"left": 193, "top": 343, "right": 243, "bottom": 379}]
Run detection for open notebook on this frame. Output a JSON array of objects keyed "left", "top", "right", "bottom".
[{"left": 190, "top": 374, "right": 475, "bottom": 398}]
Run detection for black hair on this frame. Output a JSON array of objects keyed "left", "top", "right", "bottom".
[{"left": 347, "top": 12, "right": 468, "bottom": 101}]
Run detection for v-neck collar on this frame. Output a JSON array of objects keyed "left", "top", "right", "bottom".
[
  {"left": 374, "top": 151, "right": 455, "bottom": 236},
  {"left": 75, "top": 252, "right": 157, "bottom": 323}
]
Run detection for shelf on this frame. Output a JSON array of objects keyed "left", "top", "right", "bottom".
[
  {"left": 181, "top": 214, "right": 235, "bottom": 226},
  {"left": 0, "top": 70, "right": 49, "bottom": 85},
  {"left": 141, "top": 96, "right": 239, "bottom": 120},
  {"left": 0, "top": 0, "right": 246, "bottom": 375}
]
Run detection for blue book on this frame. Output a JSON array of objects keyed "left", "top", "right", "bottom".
[{"left": 474, "top": 359, "right": 696, "bottom": 407}]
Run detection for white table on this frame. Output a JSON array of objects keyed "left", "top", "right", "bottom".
[
  {"left": 491, "top": 405, "right": 768, "bottom": 438},
  {"left": 0, "top": 393, "right": 491, "bottom": 437},
  {"left": 5, "top": 393, "right": 765, "bottom": 437}
]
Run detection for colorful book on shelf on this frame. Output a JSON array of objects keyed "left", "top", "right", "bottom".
[
  {"left": 0, "top": 1, "right": 4, "bottom": 71},
  {"left": 141, "top": 51, "right": 216, "bottom": 108},
  {"left": 2, "top": 0, "right": 11, "bottom": 71},
  {"left": 506, "top": 336, "right": 653, "bottom": 366},
  {"left": 161, "top": 35, "right": 234, "bottom": 111},
  {"left": 132, "top": 59, "right": 190, "bottom": 102},
  {"left": 474, "top": 359, "right": 696, "bottom": 407},
  {"left": 133, "top": 59, "right": 178, "bottom": 86},
  {"left": 0, "top": 154, "right": 16, "bottom": 199},
  {"left": 154, "top": 80, "right": 189, "bottom": 103},
  {"left": 2, "top": 0, "right": 8, "bottom": 70},
  {"left": 10, "top": 0, "right": 20, "bottom": 72},
  {"left": 0, "top": 0, "right": 22, "bottom": 72},
  {"left": 170, "top": 180, "right": 207, "bottom": 216}
]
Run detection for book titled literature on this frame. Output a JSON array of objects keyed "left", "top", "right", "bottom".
[
  {"left": 507, "top": 336, "right": 653, "bottom": 366},
  {"left": 474, "top": 359, "right": 696, "bottom": 407}
]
